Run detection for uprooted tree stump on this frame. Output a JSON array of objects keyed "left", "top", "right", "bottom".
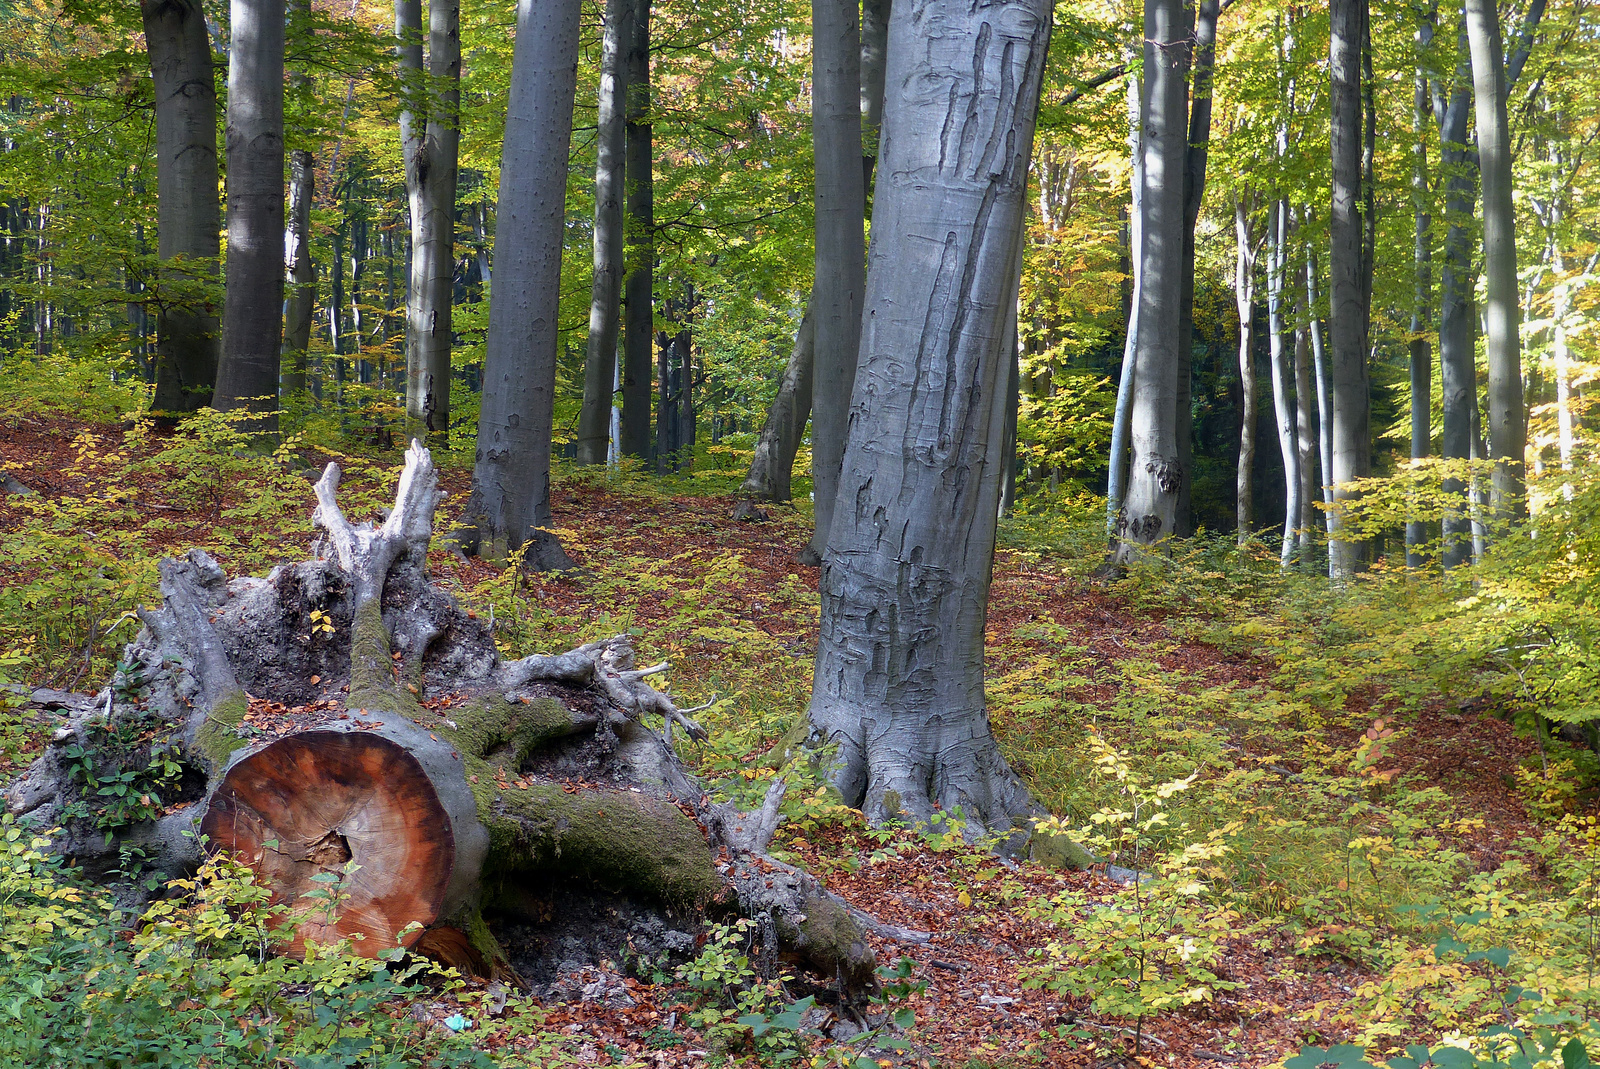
[{"left": 6, "top": 441, "right": 877, "bottom": 997}]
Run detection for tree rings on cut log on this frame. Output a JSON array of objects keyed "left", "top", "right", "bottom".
[{"left": 201, "top": 730, "right": 456, "bottom": 958}]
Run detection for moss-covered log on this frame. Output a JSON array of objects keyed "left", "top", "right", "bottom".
[{"left": 6, "top": 441, "right": 878, "bottom": 998}]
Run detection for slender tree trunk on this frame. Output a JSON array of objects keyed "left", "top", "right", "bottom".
[
  {"left": 1407, "top": 51, "right": 1432, "bottom": 568},
  {"left": 212, "top": 0, "right": 284, "bottom": 432},
  {"left": 804, "top": 0, "right": 867, "bottom": 564},
  {"left": 859, "top": 0, "right": 890, "bottom": 191},
  {"left": 576, "top": 0, "right": 629, "bottom": 466},
  {"left": 1292, "top": 259, "right": 1317, "bottom": 555},
  {"left": 283, "top": 148, "right": 316, "bottom": 397},
  {"left": 398, "top": 0, "right": 460, "bottom": 442},
  {"left": 1234, "top": 201, "right": 1259, "bottom": 545},
  {"left": 1306, "top": 244, "right": 1335, "bottom": 556},
  {"left": 143, "top": 0, "right": 221, "bottom": 418},
  {"left": 1465, "top": 0, "right": 1524, "bottom": 523},
  {"left": 1327, "top": 0, "right": 1368, "bottom": 577},
  {"left": 454, "top": 0, "right": 581, "bottom": 572},
  {"left": 1266, "top": 200, "right": 1300, "bottom": 565},
  {"left": 1435, "top": 21, "right": 1476, "bottom": 570},
  {"left": 1001, "top": 327, "right": 1020, "bottom": 516},
  {"left": 807, "top": 0, "right": 1051, "bottom": 840},
  {"left": 739, "top": 304, "right": 814, "bottom": 503},
  {"left": 619, "top": 0, "right": 654, "bottom": 461},
  {"left": 1105, "top": 68, "right": 1142, "bottom": 541},
  {"left": 1115, "top": 0, "right": 1190, "bottom": 562}
]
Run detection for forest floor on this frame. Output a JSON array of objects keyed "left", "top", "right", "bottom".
[{"left": 0, "top": 413, "right": 1569, "bottom": 1069}]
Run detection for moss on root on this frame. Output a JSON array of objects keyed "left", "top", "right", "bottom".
[
  {"left": 438, "top": 696, "right": 576, "bottom": 766},
  {"left": 1030, "top": 830, "right": 1097, "bottom": 872},
  {"left": 195, "top": 689, "right": 250, "bottom": 767},
  {"left": 467, "top": 762, "right": 720, "bottom": 908}
]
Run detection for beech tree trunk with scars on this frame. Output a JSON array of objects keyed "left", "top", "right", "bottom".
[
  {"left": 397, "top": 0, "right": 461, "bottom": 442},
  {"left": 576, "top": 0, "right": 629, "bottom": 467},
  {"left": 806, "top": 0, "right": 1052, "bottom": 841},
  {"left": 453, "top": 0, "right": 579, "bottom": 572},
  {"left": 619, "top": 0, "right": 654, "bottom": 462},
  {"left": 803, "top": 0, "right": 867, "bottom": 565},
  {"left": 212, "top": 0, "right": 284, "bottom": 433},
  {"left": 6, "top": 443, "right": 879, "bottom": 997},
  {"left": 142, "top": 0, "right": 221, "bottom": 418},
  {"left": 1465, "top": 0, "right": 1524, "bottom": 522},
  {"left": 1327, "top": 0, "right": 1368, "bottom": 578},
  {"left": 1115, "top": 0, "right": 1190, "bottom": 562}
]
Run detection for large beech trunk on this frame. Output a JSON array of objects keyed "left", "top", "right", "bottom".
[
  {"left": 6, "top": 443, "right": 878, "bottom": 996},
  {"left": 806, "top": 0, "right": 1050, "bottom": 841},
  {"left": 142, "top": 0, "right": 221, "bottom": 417}
]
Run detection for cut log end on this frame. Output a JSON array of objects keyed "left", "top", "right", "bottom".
[{"left": 201, "top": 730, "right": 456, "bottom": 958}]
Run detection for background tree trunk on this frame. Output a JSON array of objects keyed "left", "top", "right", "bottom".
[
  {"left": 1465, "top": 0, "right": 1524, "bottom": 522},
  {"left": 399, "top": 0, "right": 461, "bottom": 442},
  {"left": 143, "top": 0, "right": 221, "bottom": 418},
  {"left": 1106, "top": 69, "right": 1143, "bottom": 542},
  {"left": 859, "top": 0, "right": 890, "bottom": 191},
  {"left": 283, "top": 148, "right": 316, "bottom": 398},
  {"left": 1115, "top": 0, "right": 1190, "bottom": 562},
  {"left": 1407, "top": 50, "right": 1432, "bottom": 568},
  {"left": 739, "top": 304, "right": 814, "bottom": 504},
  {"left": 807, "top": 0, "right": 1051, "bottom": 840},
  {"left": 576, "top": 0, "right": 629, "bottom": 466},
  {"left": 620, "top": 0, "right": 654, "bottom": 462},
  {"left": 803, "top": 0, "right": 867, "bottom": 564},
  {"left": 1266, "top": 200, "right": 1300, "bottom": 565},
  {"left": 1234, "top": 201, "right": 1258, "bottom": 545},
  {"left": 1327, "top": 0, "right": 1368, "bottom": 577},
  {"left": 212, "top": 0, "right": 284, "bottom": 434},
  {"left": 1292, "top": 266, "right": 1317, "bottom": 556},
  {"left": 1306, "top": 241, "right": 1336, "bottom": 559},
  {"left": 1434, "top": 20, "right": 1476, "bottom": 570},
  {"left": 454, "top": 0, "right": 580, "bottom": 572}
]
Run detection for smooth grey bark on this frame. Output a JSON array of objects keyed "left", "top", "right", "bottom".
[
  {"left": 283, "top": 148, "right": 316, "bottom": 398},
  {"left": 741, "top": 0, "right": 889, "bottom": 507},
  {"left": 1266, "top": 200, "right": 1300, "bottom": 566},
  {"left": 739, "top": 304, "right": 815, "bottom": 503},
  {"left": 806, "top": 0, "right": 1051, "bottom": 839},
  {"left": 398, "top": 0, "right": 460, "bottom": 441},
  {"left": 1001, "top": 328, "right": 1020, "bottom": 516},
  {"left": 1464, "top": 0, "right": 1523, "bottom": 522},
  {"left": 1306, "top": 241, "right": 1335, "bottom": 557},
  {"left": 619, "top": 0, "right": 654, "bottom": 462},
  {"left": 1174, "top": 0, "right": 1219, "bottom": 539},
  {"left": 1105, "top": 69, "right": 1142, "bottom": 542},
  {"left": 860, "top": 0, "right": 890, "bottom": 190},
  {"left": 143, "top": 0, "right": 221, "bottom": 417},
  {"left": 803, "top": 0, "right": 867, "bottom": 564},
  {"left": 454, "top": 0, "right": 581, "bottom": 572},
  {"left": 212, "top": 0, "right": 284, "bottom": 432},
  {"left": 1114, "top": 0, "right": 1190, "bottom": 561},
  {"left": 1292, "top": 261, "right": 1317, "bottom": 556},
  {"left": 1327, "top": 0, "right": 1368, "bottom": 577},
  {"left": 1233, "top": 201, "right": 1259, "bottom": 545},
  {"left": 576, "top": 0, "right": 629, "bottom": 466},
  {"left": 1407, "top": 52, "right": 1432, "bottom": 568},
  {"left": 1433, "top": 20, "right": 1476, "bottom": 570}
]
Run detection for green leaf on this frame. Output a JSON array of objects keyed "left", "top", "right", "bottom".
[{"left": 1563, "top": 1039, "right": 1592, "bottom": 1069}]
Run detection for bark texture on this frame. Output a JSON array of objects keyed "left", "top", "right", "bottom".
[
  {"left": 1233, "top": 202, "right": 1258, "bottom": 545},
  {"left": 804, "top": 0, "right": 868, "bottom": 564},
  {"left": 1407, "top": 49, "right": 1432, "bottom": 568},
  {"left": 1105, "top": 70, "right": 1143, "bottom": 541},
  {"left": 7, "top": 444, "right": 877, "bottom": 997},
  {"left": 620, "top": 0, "right": 654, "bottom": 462},
  {"left": 739, "top": 304, "right": 815, "bottom": 504},
  {"left": 398, "top": 0, "right": 461, "bottom": 442},
  {"left": 1327, "top": 0, "right": 1368, "bottom": 577},
  {"left": 1464, "top": 0, "right": 1524, "bottom": 522},
  {"left": 1115, "top": 0, "right": 1190, "bottom": 561},
  {"left": 576, "top": 0, "right": 630, "bottom": 467},
  {"left": 283, "top": 148, "right": 317, "bottom": 397},
  {"left": 806, "top": 0, "right": 1051, "bottom": 843},
  {"left": 212, "top": 0, "right": 284, "bottom": 432},
  {"left": 455, "top": 0, "right": 581, "bottom": 572},
  {"left": 1266, "top": 201, "right": 1300, "bottom": 565},
  {"left": 143, "top": 0, "right": 221, "bottom": 417}
]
